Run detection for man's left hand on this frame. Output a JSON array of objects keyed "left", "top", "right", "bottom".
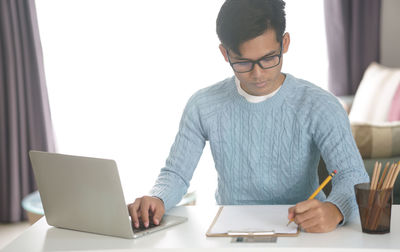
[{"left": 288, "top": 199, "right": 343, "bottom": 233}]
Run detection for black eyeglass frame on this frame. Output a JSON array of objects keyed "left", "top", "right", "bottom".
[{"left": 226, "top": 41, "right": 283, "bottom": 73}]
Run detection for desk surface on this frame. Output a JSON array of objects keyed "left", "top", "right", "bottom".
[{"left": 3, "top": 205, "right": 400, "bottom": 252}]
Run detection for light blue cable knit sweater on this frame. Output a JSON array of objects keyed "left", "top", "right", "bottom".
[{"left": 150, "top": 73, "right": 369, "bottom": 224}]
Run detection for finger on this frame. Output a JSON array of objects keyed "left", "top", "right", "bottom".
[
  {"left": 128, "top": 200, "right": 141, "bottom": 228},
  {"left": 150, "top": 204, "right": 155, "bottom": 213},
  {"left": 294, "top": 199, "right": 320, "bottom": 214},
  {"left": 301, "top": 217, "right": 322, "bottom": 233},
  {"left": 294, "top": 208, "right": 316, "bottom": 225},
  {"left": 140, "top": 199, "right": 151, "bottom": 228},
  {"left": 288, "top": 206, "right": 296, "bottom": 220},
  {"left": 152, "top": 203, "right": 165, "bottom": 225},
  {"left": 128, "top": 202, "right": 140, "bottom": 228}
]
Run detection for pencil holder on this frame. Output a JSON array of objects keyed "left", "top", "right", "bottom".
[{"left": 354, "top": 183, "right": 392, "bottom": 234}]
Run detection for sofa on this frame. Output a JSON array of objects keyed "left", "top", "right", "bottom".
[{"left": 319, "top": 62, "right": 400, "bottom": 204}]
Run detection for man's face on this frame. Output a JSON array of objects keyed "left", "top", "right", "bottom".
[{"left": 220, "top": 29, "right": 290, "bottom": 96}]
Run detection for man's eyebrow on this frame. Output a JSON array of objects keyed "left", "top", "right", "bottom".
[{"left": 232, "top": 49, "right": 278, "bottom": 61}]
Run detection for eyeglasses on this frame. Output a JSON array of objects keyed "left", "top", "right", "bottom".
[{"left": 227, "top": 43, "right": 283, "bottom": 73}]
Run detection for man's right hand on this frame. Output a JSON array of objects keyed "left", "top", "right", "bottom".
[{"left": 128, "top": 196, "right": 165, "bottom": 229}]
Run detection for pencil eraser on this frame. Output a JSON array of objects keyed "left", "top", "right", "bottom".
[{"left": 333, "top": 170, "right": 337, "bottom": 174}]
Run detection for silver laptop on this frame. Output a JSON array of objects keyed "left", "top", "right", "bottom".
[{"left": 29, "top": 151, "right": 187, "bottom": 239}]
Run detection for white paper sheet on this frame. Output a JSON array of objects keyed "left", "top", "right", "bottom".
[{"left": 210, "top": 205, "right": 298, "bottom": 234}]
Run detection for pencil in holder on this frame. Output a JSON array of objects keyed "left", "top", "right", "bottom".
[
  {"left": 354, "top": 161, "right": 400, "bottom": 234},
  {"left": 355, "top": 183, "right": 392, "bottom": 234}
]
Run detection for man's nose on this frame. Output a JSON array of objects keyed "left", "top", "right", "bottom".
[{"left": 250, "top": 63, "right": 264, "bottom": 78}]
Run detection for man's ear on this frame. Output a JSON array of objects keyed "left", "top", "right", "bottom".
[
  {"left": 282, "top": 32, "right": 290, "bottom": 54},
  {"left": 219, "top": 44, "right": 229, "bottom": 62}
]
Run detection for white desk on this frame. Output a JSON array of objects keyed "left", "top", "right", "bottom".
[{"left": 3, "top": 205, "right": 400, "bottom": 252}]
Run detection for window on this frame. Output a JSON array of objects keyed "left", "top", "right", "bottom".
[
  {"left": 36, "top": 0, "right": 327, "bottom": 204},
  {"left": 283, "top": 0, "right": 328, "bottom": 88}
]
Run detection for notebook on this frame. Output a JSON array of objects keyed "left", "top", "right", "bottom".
[
  {"left": 207, "top": 205, "right": 299, "bottom": 237},
  {"left": 29, "top": 151, "right": 187, "bottom": 239}
]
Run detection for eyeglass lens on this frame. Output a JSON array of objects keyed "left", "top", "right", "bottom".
[{"left": 232, "top": 56, "right": 280, "bottom": 73}]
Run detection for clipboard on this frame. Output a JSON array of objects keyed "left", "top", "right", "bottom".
[{"left": 206, "top": 205, "right": 300, "bottom": 237}]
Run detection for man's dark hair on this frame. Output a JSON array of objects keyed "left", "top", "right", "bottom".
[{"left": 216, "top": 0, "right": 286, "bottom": 56}]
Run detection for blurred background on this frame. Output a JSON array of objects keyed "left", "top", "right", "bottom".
[{"left": 1, "top": 1, "right": 399, "bottom": 248}]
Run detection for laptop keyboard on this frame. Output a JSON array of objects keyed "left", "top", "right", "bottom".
[{"left": 132, "top": 220, "right": 157, "bottom": 232}]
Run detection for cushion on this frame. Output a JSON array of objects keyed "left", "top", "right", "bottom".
[
  {"left": 349, "top": 62, "right": 400, "bottom": 123},
  {"left": 351, "top": 121, "right": 400, "bottom": 158},
  {"left": 388, "top": 83, "right": 400, "bottom": 121}
]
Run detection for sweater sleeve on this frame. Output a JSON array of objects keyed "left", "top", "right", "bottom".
[
  {"left": 150, "top": 93, "right": 207, "bottom": 211},
  {"left": 309, "top": 94, "right": 369, "bottom": 225}
]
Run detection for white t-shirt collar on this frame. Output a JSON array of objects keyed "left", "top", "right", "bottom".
[{"left": 235, "top": 76, "right": 281, "bottom": 103}]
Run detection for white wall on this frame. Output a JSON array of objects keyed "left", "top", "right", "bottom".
[{"left": 36, "top": 0, "right": 327, "bottom": 205}]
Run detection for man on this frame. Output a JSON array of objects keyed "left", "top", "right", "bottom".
[{"left": 128, "top": 0, "right": 369, "bottom": 233}]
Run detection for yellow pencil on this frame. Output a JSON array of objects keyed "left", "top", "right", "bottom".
[{"left": 287, "top": 170, "right": 337, "bottom": 226}]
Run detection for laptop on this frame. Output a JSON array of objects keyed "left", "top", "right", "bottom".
[{"left": 29, "top": 151, "right": 187, "bottom": 239}]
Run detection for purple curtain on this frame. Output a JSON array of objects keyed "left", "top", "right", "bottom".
[
  {"left": 324, "top": 0, "right": 381, "bottom": 96},
  {"left": 0, "top": 0, "right": 55, "bottom": 222}
]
